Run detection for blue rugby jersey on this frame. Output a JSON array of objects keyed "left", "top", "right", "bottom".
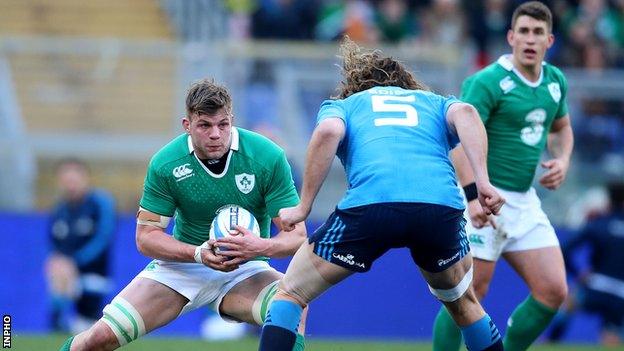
[
  {"left": 317, "top": 86, "right": 464, "bottom": 210},
  {"left": 49, "top": 189, "right": 116, "bottom": 274},
  {"left": 563, "top": 210, "right": 624, "bottom": 282}
]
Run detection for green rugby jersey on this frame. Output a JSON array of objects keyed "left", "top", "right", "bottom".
[
  {"left": 139, "top": 127, "right": 299, "bottom": 246},
  {"left": 461, "top": 55, "right": 569, "bottom": 192}
]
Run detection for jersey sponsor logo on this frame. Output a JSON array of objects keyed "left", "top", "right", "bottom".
[
  {"left": 548, "top": 83, "right": 561, "bottom": 103},
  {"left": 332, "top": 253, "right": 365, "bottom": 269},
  {"left": 173, "top": 163, "right": 194, "bottom": 181},
  {"left": 235, "top": 173, "right": 255, "bottom": 194},
  {"left": 499, "top": 76, "right": 516, "bottom": 94},
  {"left": 520, "top": 108, "right": 546, "bottom": 146}
]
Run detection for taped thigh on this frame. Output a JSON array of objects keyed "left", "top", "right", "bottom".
[
  {"left": 101, "top": 297, "right": 146, "bottom": 346},
  {"left": 428, "top": 266, "right": 474, "bottom": 302}
]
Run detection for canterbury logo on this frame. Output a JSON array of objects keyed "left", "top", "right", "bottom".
[{"left": 172, "top": 163, "right": 193, "bottom": 181}]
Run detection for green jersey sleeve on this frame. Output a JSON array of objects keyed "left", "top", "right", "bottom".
[
  {"left": 263, "top": 151, "right": 300, "bottom": 218},
  {"left": 140, "top": 161, "right": 176, "bottom": 217},
  {"left": 460, "top": 75, "right": 500, "bottom": 124}
]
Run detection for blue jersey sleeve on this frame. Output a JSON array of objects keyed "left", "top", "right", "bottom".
[
  {"left": 561, "top": 223, "right": 595, "bottom": 278},
  {"left": 317, "top": 99, "right": 346, "bottom": 124},
  {"left": 442, "top": 95, "right": 461, "bottom": 148},
  {"left": 74, "top": 190, "right": 116, "bottom": 267}
]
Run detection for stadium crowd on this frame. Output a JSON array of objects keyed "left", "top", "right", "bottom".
[
  {"left": 220, "top": 0, "right": 624, "bottom": 185},
  {"left": 222, "top": 0, "right": 624, "bottom": 69}
]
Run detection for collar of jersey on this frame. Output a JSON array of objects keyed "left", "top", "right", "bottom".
[
  {"left": 497, "top": 54, "right": 544, "bottom": 88},
  {"left": 187, "top": 127, "right": 239, "bottom": 179},
  {"left": 186, "top": 127, "right": 240, "bottom": 154}
]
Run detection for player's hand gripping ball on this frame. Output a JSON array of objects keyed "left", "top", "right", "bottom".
[{"left": 209, "top": 205, "right": 260, "bottom": 254}]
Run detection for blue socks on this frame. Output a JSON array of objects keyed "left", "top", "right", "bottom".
[
  {"left": 260, "top": 300, "right": 502, "bottom": 351},
  {"left": 461, "top": 314, "right": 503, "bottom": 351},
  {"left": 259, "top": 300, "right": 303, "bottom": 351}
]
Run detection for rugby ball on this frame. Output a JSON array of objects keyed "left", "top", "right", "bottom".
[{"left": 209, "top": 205, "right": 260, "bottom": 250}]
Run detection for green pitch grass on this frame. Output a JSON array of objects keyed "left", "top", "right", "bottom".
[{"left": 13, "top": 334, "right": 611, "bottom": 351}]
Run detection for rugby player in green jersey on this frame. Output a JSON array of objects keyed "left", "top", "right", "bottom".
[
  {"left": 433, "top": 2, "right": 574, "bottom": 351},
  {"left": 60, "top": 80, "right": 308, "bottom": 350}
]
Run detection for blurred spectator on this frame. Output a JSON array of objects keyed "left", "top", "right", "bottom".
[
  {"left": 374, "top": 0, "right": 418, "bottom": 43},
  {"left": 315, "top": 0, "right": 379, "bottom": 43},
  {"left": 461, "top": 0, "right": 510, "bottom": 68},
  {"left": 224, "top": 0, "right": 257, "bottom": 39},
  {"left": 611, "top": 0, "right": 624, "bottom": 66},
  {"left": 574, "top": 99, "right": 624, "bottom": 161},
  {"left": 245, "top": 60, "right": 280, "bottom": 130},
  {"left": 420, "top": 0, "right": 465, "bottom": 45},
  {"left": 251, "top": 0, "right": 320, "bottom": 39},
  {"left": 548, "top": 181, "right": 624, "bottom": 346},
  {"left": 231, "top": 0, "right": 624, "bottom": 69},
  {"left": 557, "top": 0, "right": 623, "bottom": 67},
  {"left": 582, "top": 36, "right": 611, "bottom": 70},
  {"left": 45, "top": 158, "right": 116, "bottom": 333}
]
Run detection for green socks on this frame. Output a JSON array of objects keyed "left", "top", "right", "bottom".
[
  {"left": 503, "top": 295, "right": 557, "bottom": 351},
  {"left": 432, "top": 295, "right": 557, "bottom": 351},
  {"left": 294, "top": 333, "right": 306, "bottom": 351},
  {"left": 59, "top": 336, "right": 74, "bottom": 351},
  {"left": 432, "top": 307, "right": 463, "bottom": 351}
]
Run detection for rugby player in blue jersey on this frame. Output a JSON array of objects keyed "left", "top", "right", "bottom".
[{"left": 257, "top": 37, "right": 506, "bottom": 351}]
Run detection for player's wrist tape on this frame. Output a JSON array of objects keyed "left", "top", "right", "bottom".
[
  {"left": 463, "top": 182, "right": 478, "bottom": 202},
  {"left": 194, "top": 241, "right": 210, "bottom": 264}
]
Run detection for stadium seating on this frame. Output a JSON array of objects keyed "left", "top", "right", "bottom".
[
  {"left": 0, "top": 0, "right": 176, "bottom": 211},
  {"left": 0, "top": 0, "right": 172, "bottom": 38}
]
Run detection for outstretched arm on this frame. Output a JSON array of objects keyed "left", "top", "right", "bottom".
[
  {"left": 279, "top": 118, "right": 345, "bottom": 230},
  {"left": 447, "top": 103, "right": 504, "bottom": 216},
  {"left": 451, "top": 145, "right": 493, "bottom": 228}
]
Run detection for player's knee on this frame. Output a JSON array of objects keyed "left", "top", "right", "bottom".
[
  {"left": 275, "top": 285, "right": 309, "bottom": 308},
  {"left": 428, "top": 266, "right": 474, "bottom": 302},
  {"left": 537, "top": 280, "right": 568, "bottom": 308},
  {"left": 82, "top": 321, "right": 119, "bottom": 350},
  {"left": 282, "top": 270, "right": 335, "bottom": 306},
  {"left": 100, "top": 297, "right": 146, "bottom": 346}
]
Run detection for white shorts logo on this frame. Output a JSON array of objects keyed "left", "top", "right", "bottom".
[
  {"left": 235, "top": 173, "right": 255, "bottom": 194},
  {"left": 173, "top": 163, "right": 193, "bottom": 181}
]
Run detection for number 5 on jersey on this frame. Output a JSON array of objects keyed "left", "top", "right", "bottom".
[{"left": 372, "top": 95, "right": 418, "bottom": 127}]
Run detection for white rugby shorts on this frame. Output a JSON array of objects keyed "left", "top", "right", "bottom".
[
  {"left": 136, "top": 259, "right": 277, "bottom": 320},
  {"left": 466, "top": 187, "right": 560, "bottom": 261}
]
